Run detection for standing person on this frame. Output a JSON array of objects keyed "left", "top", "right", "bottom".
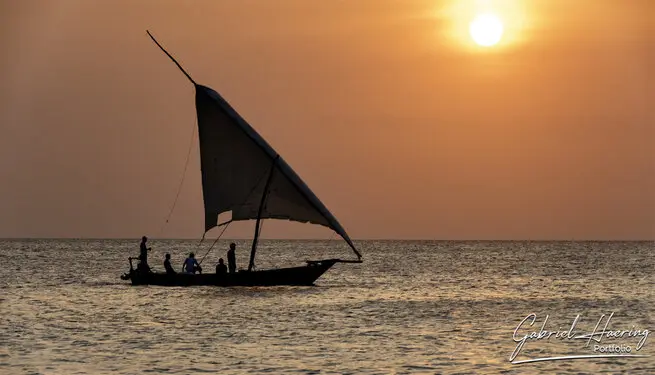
[
  {"left": 227, "top": 243, "right": 237, "bottom": 273},
  {"left": 136, "top": 257, "right": 151, "bottom": 274},
  {"left": 139, "top": 236, "right": 151, "bottom": 265}
]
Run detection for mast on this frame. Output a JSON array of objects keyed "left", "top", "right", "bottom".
[{"left": 248, "top": 155, "right": 280, "bottom": 271}]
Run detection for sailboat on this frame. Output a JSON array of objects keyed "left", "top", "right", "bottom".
[{"left": 120, "top": 31, "right": 362, "bottom": 286}]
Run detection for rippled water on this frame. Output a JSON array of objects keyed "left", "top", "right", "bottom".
[{"left": 1, "top": 239, "right": 654, "bottom": 374}]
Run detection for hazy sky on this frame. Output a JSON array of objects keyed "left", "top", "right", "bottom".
[{"left": 1, "top": 0, "right": 653, "bottom": 240}]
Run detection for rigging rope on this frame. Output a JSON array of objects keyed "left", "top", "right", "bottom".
[
  {"left": 157, "top": 120, "right": 197, "bottom": 238},
  {"left": 326, "top": 231, "right": 336, "bottom": 245},
  {"left": 198, "top": 220, "right": 231, "bottom": 265},
  {"left": 189, "top": 169, "right": 271, "bottom": 265}
]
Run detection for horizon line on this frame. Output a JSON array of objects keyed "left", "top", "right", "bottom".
[{"left": 0, "top": 237, "right": 653, "bottom": 242}]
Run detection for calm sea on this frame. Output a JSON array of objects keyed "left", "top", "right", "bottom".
[{"left": 1, "top": 239, "right": 653, "bottom": 374}]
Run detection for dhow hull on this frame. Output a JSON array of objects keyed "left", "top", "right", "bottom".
[{"left": 121, "top": 259, "right": 338, "bottom": 287}]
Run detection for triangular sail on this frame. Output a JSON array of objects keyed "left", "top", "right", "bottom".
[
  {"left": 144, "top": 30, "right": 360, "bottom": 260},
  {"left": 195, "top": 85, "right": 361, "bottom": 259}
]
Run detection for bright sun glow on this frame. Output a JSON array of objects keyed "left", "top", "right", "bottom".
[{"left": 469, "top": 13, "right": 504, "bottom": 47}]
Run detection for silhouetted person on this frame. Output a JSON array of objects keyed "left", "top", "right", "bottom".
[
  {"left": 136, "top": 258, "right": 151, "bottom": 273},
  {"left": 227, "top": 243, "right": 237, "bottom": 273},
  {"left": 216, "top": 258, "right": 227, "bottom": 276},
  {"left": 164, "top": 253, "right": 176, "bottom": 275},
  {"left": 182, "top": 252, "right": 201, "bottom": 274},
  {"left": 139, "top": 236, "right": 151, "bottom": 265}
]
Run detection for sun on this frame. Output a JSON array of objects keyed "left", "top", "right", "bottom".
[{"left": 469, "top": 13, "right": 504, "bottom": 47}]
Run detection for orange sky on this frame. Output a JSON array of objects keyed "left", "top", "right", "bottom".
[{"left": 1, "top": 0, "right": 653, "bottom": 240}]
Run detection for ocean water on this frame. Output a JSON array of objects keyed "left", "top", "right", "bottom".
[{"left": 1, "top": 239, "right": 653, "bottom": 374}]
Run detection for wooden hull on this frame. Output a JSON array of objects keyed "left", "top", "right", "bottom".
[{"left": 122, "top": 259, "right": 339, "bottom": 287}]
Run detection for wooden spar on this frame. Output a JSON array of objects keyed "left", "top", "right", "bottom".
[
  {"left": 248, "top": 156, "right": 280, "bottom": 271},
  {"left": 146, "top": 30, "right": 196, "bottom": 85}
]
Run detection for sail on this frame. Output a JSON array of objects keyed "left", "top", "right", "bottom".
[{"left": 195, "top": 84, "right": 361, "bottom": 259}]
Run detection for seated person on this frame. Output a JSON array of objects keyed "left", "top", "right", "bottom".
[
  {"left": 164, "top": 253, "right": 176, "bottom": 274},
  {"left": 216, "top": 258, "right": 227, "bottom": 276},
  {"left": 182, "top": 252, "right": 202, "bottom": 274}
]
